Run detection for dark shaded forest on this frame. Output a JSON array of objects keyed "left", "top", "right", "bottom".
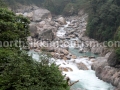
[{"left": 4, "top": 0, "right": 88, "bottom": 15}]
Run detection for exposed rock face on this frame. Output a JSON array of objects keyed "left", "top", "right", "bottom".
[
  {"left": 57, "top": 17, "right": 66, "bottom": 25},
  {"left": 38, "top": 21, "right": 46, "bottom": 28},
  {"left": 16, "top": 7, "right": 52, "bottom": 22},
  {"left": 107, "top": 51, "right": 118, "bottom": 67},
  {"left": 29, "top": 24, "right": 38, "bottom": 38},
  {"left": 92, "top": 55, "right": 120, "bottom": 89},
  {"left": 77, "top": 62, "right": 88, "bottom": 70},
  {"left": 38, "top": 29, "right": 55, "bottom": 40},
  {"left": 23, "top": 12, "right": 33, "bottom": 20},
  {"left": 33, "top": 8, "right": 52, "bottom": 22}
]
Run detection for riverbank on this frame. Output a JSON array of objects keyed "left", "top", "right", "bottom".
[{"left": 92, "top": 56, "right": 120, "bottom": 90}]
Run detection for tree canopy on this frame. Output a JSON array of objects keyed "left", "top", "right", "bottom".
[
  {"left": 0, "top": 4, "right": 69, "bottom": 90},
  {"left": 4, "top": 0, "right": 88, "bottom": 15},
  {"left": 86, "top": 0, "right": 120, "bottom": 42}
]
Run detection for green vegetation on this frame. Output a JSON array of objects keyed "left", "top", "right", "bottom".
[
  {"left": 0, "top": 50, "right": 69, "bottom": 90},
  {"left": 86, "top": 0, "right": 120, "bottom": 42},
  {"left": 4, "top": 0, "right": 88, "bottom": 15},
  {"left": 86, "top": 0, "right": 120, "bottom": 65},
  {"left": 40, "top": 0, "right": 88, "bottom": 15},
  {"left": 0, "top": 0, "right": 6, "bottom": 8},
  {"left": 0, "top": 8, "right": 30, "bottom": 42},
  {"left": 0, "top": 2, "right": 69, "bottom": 90}
]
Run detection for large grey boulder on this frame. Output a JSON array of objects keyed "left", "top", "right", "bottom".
[
  {"left": 57, "top": 17, "right": 66, "bottom": 25},
  {"left": 77, "top": 62, "right": 88, "bottom": 70},
  {"left": 38, "top": 29, "right": 55, "bottom": 41},
  {"left": 91, "top": 57, "right": 108, "bottom": 71},
  {"left": 107, "top": 51, "right": 118, "bottom": 67},
  {"left": 23, "top": 12, "right": 33, "bottom": 21},
  {"left": 92, "top": 57, "right": 120, "bottom": 89},
  {"left": 33, "top": 8, "right": 52, "bottom": 22},
  {"left": 29, "top": 24, "right": 38, "bottom": 38}
]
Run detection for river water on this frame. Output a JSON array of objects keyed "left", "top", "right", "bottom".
[
  {"left": 29, "top": 21, "right": 114, "bottom": 90},
  {"left": 28, "top": 50, "right": 114, "bottom": 90},
  {"left": 56, "top": 21, "right": 114, "bottom": 90}
]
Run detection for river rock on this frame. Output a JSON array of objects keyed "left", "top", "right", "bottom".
[
  {"left": 63, "top": 56, "right": 67, "bottom": 61},
  {"left": 38, "top": 21, "right": 46, "bottom": 28},
  {"left": 92, "top": 57, "right": 120, "bottom": 89},
  {"left": 49, "top": 21, "right": 55, "bottom": 26},
  {"left": 71, "top": 55, "right": 77, "bottom": 59},
  {"left": 107, "top": 51, "right": 118, "bottom": 67},
  {"left": 38, "top": 29, "right": 55, "bottom": 40},
  {"left": 57, "top": 17, "right": 66, "bottom": 25},
  {"left": 91, "top": 57, "right": 108, "bottom": 70},
  {"left": 33, "top": 8, "right": 52, "bottom": 22},
  {"left": 66, "top": 55, "right": 71, "bottom": 60},
  {"left": 77, "top": 62, "right": 88, "bottom": 70},
  {"left": 29, "top": 24, "right": 38, "bottom": 38},
  {"left": 59, "top": 67, "right": 73, "bottom": 72},
  {"left": 45, "top": 47, "right": 55, "bottom": 52},
  {"left": 105, "top": 52, "right": 112, "bottom": 59},
  {"left": 61, "top": 49, "right": 69, "bottom": 55},
  {"left": 23, "top": 12, "right": 33, "bottom": 20}
]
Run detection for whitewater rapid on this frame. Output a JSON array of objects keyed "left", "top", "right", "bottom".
[
  {"left": 28, "top": 50, "right": 114, "bottom": 90},
  {"left": 29, "top": 21, "right": 114, "bottom": 90}
]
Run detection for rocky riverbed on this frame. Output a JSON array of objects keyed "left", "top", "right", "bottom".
[{"left": 15, "top": 6, "right": 119, "bottom": 90}]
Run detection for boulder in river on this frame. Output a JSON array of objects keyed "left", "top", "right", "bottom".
[
  {"left": 71, "top": 55, "right": 77, "bottom": 59},
  {"left": 107, "top": 51, "right": 118, "bottom": 67},
  {"left": 33, "top": 8, "right": 52, "bottom": 22},
  {"left": 29, "top": 24, "right": 38, "bottom": 38},
  {"left": 57, "top": 17, "right": 66, "bottom": 25},
  {"left": 38, "top": 29, "right": 55, "bottom": 40},
  {"left": 77, "top": 62, "right": 88, "bottom": 70}
]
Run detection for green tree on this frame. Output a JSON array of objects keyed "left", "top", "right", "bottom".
[
  {"left": 0, "top": 0, "right": 6, "bottom": 8},
  {"left": 86, "top": 0, "right": 120, "bottom": 42},
  {"left": 0, "top": 50, "right": 69, "bottom": 90},
  {"left": 0, "top": 7, "right": 69, "bottom": 90}
]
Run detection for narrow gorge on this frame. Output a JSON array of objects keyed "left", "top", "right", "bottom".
[
  {"left": 1, "top": 0, "right": 120, "bottom": 90},
  {"left": 16, "top": 5, "right": 119, "bottom": 90}
]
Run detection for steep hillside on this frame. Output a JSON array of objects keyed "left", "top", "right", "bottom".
[
  {"left": 86, "top": 0, "right": 120, "bottom": 42},
  {"left": 4, "top": 0, "right": 88, "bottom": 15}
]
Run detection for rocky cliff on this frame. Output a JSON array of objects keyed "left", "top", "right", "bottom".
[{"left": 92, "top": 52, "right": 120, "bottom": 90}]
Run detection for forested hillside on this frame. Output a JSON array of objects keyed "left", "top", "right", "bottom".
[
  {"left": 4, "top": 0, "right": 88, "bottom": 15},
  {"left": 86, "top": 0, "right": 120, "bottom": 65},
  {"left": 87, "top": 0, "right": 120, "bottom": 42}
]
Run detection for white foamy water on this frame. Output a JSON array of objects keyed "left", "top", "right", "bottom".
[
  {"left": 28, "top": 20, "right": 114, "bottom": 90},
  {"left": 56, "top": 21, "right": 70, "bottom": 37},
  {"left": 55, "top": 59, "right": 114, "bottom": 90},
  {"left": 56, "top": 27, "right": 66, "bottom": 37},
  {"left": 28, "top": 50, "right": 114, "bottom": 90}
]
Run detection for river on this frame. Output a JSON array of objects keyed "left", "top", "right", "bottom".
[
  {"left": 29, "top": 20, "right": 114, "bottom": 90},
  {"left": 28, "top": 49, "right": 114, "bottom": 90}
]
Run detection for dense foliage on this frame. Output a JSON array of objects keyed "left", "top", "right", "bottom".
[
  {"left": 0, "top": 8, "right": 30, "bottom": 42},
  {"left": 0, "top": 50, "right": 69, "bottom": 90},
  {"left": 0, "top": 5, "right": 69, "bottom": 90},
  {"left": 4, "top": 0, "right": 88, "bottom": 15},
  {"left": 86, "top": 0, "right": 120, "bottom": 42},
  {"left": 0, "top": 0, "right": 6, "bottom": 8},
  {"left": 86, "top": 0, "right": 120, "bottom": 64}
]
